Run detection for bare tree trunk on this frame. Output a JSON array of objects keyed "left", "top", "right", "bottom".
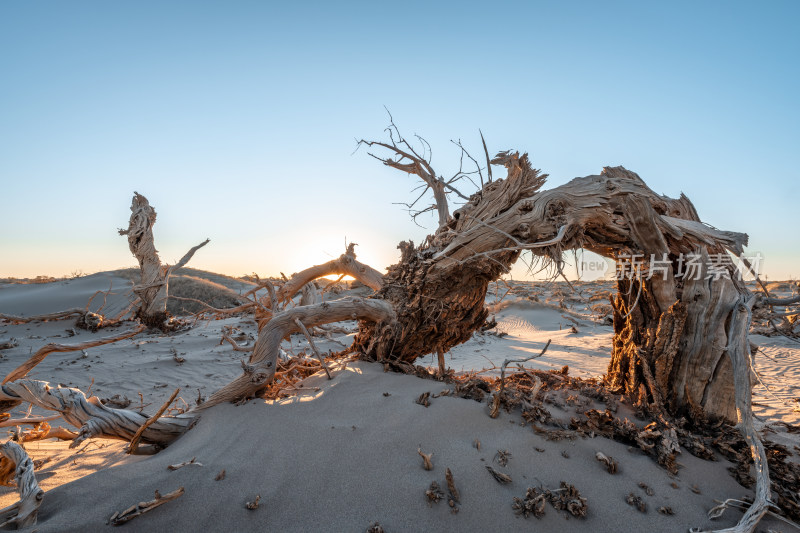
[{"left": 119, "top": 192, "right": 208, "bottom": 328}]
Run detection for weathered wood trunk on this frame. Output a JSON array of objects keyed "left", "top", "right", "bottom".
[
  {"left": 352, "top": 151, "right": 544, "bottom": 362},
  {"left": 606, "top": 253, "right": 745, "bottom": 421},
  {"left": 119, "top": 193, "right": 208, "bottom": 328},
  {"left": 352, "top": 157, "right": 750, "bottom": 422}
]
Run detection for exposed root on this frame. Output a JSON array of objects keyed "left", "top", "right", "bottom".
[{"left": 0, "top": 441, "right": 44, "bottom": 528}]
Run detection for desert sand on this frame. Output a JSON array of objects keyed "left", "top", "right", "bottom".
[{"left": 0, "top": 271, "right": 797, "bottom": 531}]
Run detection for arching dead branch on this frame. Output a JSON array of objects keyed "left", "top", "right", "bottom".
[
  {"left": 278, "top": 244, "right": 384, "bottom": 302},
  {"left": 201, "top": 297, "right": 395, "bottom": 407}
]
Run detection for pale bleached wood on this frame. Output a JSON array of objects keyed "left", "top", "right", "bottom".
[
  {"left": 169, "top": 296, "right": 255, "bottom": 315},
  {"left": 200, "top": 297, "right": 395, "bottom": 408},
  {"left": 299, "top": 281, "right": 321, "bottom": 307},
  {"left": 109, "top": 486, "right": 185, "bottom": 525},
  {"left": 352, "top": 135, "right": 769, "bottom": 531},
  {"left": 0, "top": 414, "right": 61, "bottom": 428},
  {"left": 0, "top": 441, "right": 44, "bottom": 528},
  {"left": 0, "top": 380, "right": 193, "bottom": 447},
  {"left": 119, "top": 192, "right": 209, "bottom": 327},
  {"left": 278, "top": 244, "right": 384, "bottom": 302},
  {"left": 707, "top": 294, "right": 770, "bottom": 533}
]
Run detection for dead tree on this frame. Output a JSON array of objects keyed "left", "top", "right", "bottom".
[
  {"left": 0, "top": 127, "right": 771, "bottom": 532},
  {"left": 352, "top": 144, "right": 749, "bottom": 423},
  {"left": 345, "top": 130, "right": 768, "bottom": 531},
  {"left": 119, "top": 192, "right": 209, "bottom": 328}
]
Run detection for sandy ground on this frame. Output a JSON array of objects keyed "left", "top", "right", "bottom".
[{"left": 0, "top": 272, "right": 797, "bottom": 531}]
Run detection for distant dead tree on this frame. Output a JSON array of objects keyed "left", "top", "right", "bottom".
[{"left": 119, "top": 192, "right": 209, "bottom": 329}]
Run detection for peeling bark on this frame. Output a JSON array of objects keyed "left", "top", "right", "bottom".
[
  {"left": 119, "top": 192, "right": 209, "bottom": 328},
  {"left": 352, "top": 156, "right": 749, "bottom": 423}
]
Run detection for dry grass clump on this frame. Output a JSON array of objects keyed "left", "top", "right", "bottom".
[{"left": 166, "top": 276, "right": 243, "bottom": 315}]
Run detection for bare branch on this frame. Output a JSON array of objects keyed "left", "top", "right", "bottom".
[
  {"left": 278, "top": 244, "right": 384, "bottom": 302},
  {"left": 167, "top": 238, "right": 210, "bottom": 276},
  {"left": 3, "top": 325, "right": 145, "bottom": 384}
]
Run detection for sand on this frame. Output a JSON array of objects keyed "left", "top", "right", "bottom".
[{"left": 0, "top": 272, "right": 796, "bottom": 531}]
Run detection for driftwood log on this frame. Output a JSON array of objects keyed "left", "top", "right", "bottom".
[
  {"left": 0, "top": 380, "right": 192, "bottom": 448},
  {"left": 119, "top": 192, "right": 209, "bottom": 329}
]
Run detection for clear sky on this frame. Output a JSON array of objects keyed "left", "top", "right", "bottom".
[{"left": 1, "top": 1, "right": 798, "bottom": 280}]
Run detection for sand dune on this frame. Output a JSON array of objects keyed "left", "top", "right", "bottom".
[
  {"left": 0, "top": 274, "right": 797, "bottom": 531},
  {"left": 22, "top": 363, "right": 776, "bottom": 532}
]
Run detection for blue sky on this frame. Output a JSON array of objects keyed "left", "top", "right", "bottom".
[{"left": 1, "top": 1, "right": 798, "bottom": 280}]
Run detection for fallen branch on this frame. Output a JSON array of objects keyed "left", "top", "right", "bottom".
[
  {"left": 3, "top": 325, "right": 145, "bottom": 384},
  {"left": 19, "top": 423, "right": 77, "bottom": 442},
  {"left": 109, "top": 487, "right": 185, "bottom": 525},
  {"left": 0, "top": 380, "right": 193, "bottom": 447},
  {"left": 220, "top": 331, "right": 253, "bottom": 352},
  {"left": 167, "top": 457, "right": 202, "bottom": 471},
  {"left": 170, "top": 296, "right": 255, "bottom": 316},
  {"left": 0, "top": 414, "right": 61, "bottom": 428},
  {"left": 200, "top": 297, "right": 395, "bottom": 408},
  {"left": 0, "top": 309, "right": 85, "bottom": 324},
  {"left": 708, "top": 498, "right": 800, "bottom": 531},
  {"left": 278, "top": 244, "right": 384, "bottom": 302}
]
